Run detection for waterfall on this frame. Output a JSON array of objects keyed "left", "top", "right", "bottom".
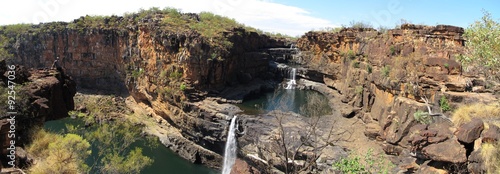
[
  {"left": 285, "top": 68, "right": 297, "bottom": 89},
  {"left": 222, "top": 116, "right": 238, "bottom": 174}
]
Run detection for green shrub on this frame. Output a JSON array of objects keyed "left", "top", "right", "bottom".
[
  {"left": 439, "top": 95, "right": 451, "bottom": 112},
  {"left": 459, "top": 10, "right": 500, "bottom": 80},
  {"left": 131, "top": 68, "right": 144, "bottom": 78},
  {"left": 349, "top": 20, "right": 373, "bottom": 29},
  {"left": 180, "top": 83, "right": 187, "bottom": 91},
  {"left": 341, "top": 50, "right": 356, "bottom": 60},
  {"left": 169, "top": 71, "right": 182, "bottom": 79},
  {"left": 355, "top": 86, "right": 363, "bottom": 95},
  {"left": 333, "top": 148, "right": 394, "bottom": 174},
  {"left": 333, "top": 155, "right": 366, "bottom": 173},
  {"left": 414, "top": 110, "right": 432, "bottom": 124},
  {"left": 352, "top": 61, "right": 360, "bottom": 68},
  {"left": 389, "top": 46, "right": 395, "bottom": 55},
  {"left": 444, "top": 63, "right": 450, "bottom": 69},
  {"left": 381, "top": 65, "right": 391, "bottom": 77},
  {"left": 367, "top": 64, "right": 373, "bottom": 74}
]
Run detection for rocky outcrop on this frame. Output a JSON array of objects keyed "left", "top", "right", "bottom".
[
  {"left": 296, "top": 25, "right": 499, "bottom": 173},
  {"left": 0, "top": 64, "right": 76, "bottom": 167}
]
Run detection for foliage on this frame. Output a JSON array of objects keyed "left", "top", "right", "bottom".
[
  {"left": 355, "top": 86, "right": 363, "bottom": 95},
  {"left": 377, "top": 26, "right": 389, "bottom": 34},
  {"left": 414, "top": 110, "right": 432, "bottom": 124},
  {"left": 342, "top": 50, "right": 356, "bottom": 60},
  {"left": 180, "top": 83, "right": 187, "bottom": 91},
  {"left": 352, "top": 61, "right": 360, "bottom": 68},
  {"left": 389, "top": 46, "right": 395, "bottom": 55},
  {"left": 169, "top": 71, "right": 183, "bottom": 79},
  {"left": 84, "top": 120, "right": 153, "bottom": 173},
  {"left": 333, "top": 155, "right": 367, "bottom": 173},
  {"left": 459, "top": 10, "right": 500, "bottom": 80},
  {"left": 444, "top": 63, "right": 450, "bottom": 69},
  {"left": 349, "top": 20, "right": 373, "bottom": 29},
  {"left": 439, "top": 95, "right": 451, "bottom": 112},
  {"left": 318, "top": 26, "right": 344, "bottom": 33},
  {"left": 29, "top": 131, "right": 91, "bottom": 174},
  {"left": 131, "top": 68, "right": 144, "bottom": 78},
  {"left": 333, "top": 148, "right": 394, "bottom": 174},
  {"left": 366, "top": 64, "right": 373, "bottom": 74},
  {"left": 381, "top": 65, "right": 391, "bottom": 77},
  {"left": 451, "top": 103, "right": 500, "bottom": 127}
]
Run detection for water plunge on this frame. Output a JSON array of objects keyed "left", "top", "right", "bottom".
[
  {"left": 222, "top": 116, "right": 238, "bottom": 174},
  {"left": 285, "top": 68, "right": 297, "bottom": 89}
]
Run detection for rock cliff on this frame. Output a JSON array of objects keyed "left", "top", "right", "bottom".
[
  {"left": 296, "top": 24, "right": 499, "bottom": 172},
  {"left": 1, "top": 11, "right": 287, "bottom": 170}
]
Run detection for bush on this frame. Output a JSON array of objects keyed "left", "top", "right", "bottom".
[
  {"left": 169, "top": 71, "right": 183, "bottom": 79},
  {"left": 459, "top": 10, "right": 500, "bottom": 80},
  {"left": 29, "top": 132, "right": 91, "bottom": 174},
  {"left": 355, "top": 86, "right": 363, "bottom": 95},
  {"left": 352, "top": 61, "right": 360, "bottom": 68},
  {"left": 367, "top": 64, "right": 373, "bottom": 74},
  {"left": 349, "top": 20, "right": 373, "bottom": 29},
  {"left": 333, "top": 148, "right": 394, "bottom": 174},
  {"left": 180, "top": 83, "right": 187, "bottom": 91},
  {"left": 381, "top": 65, "right": 391, "bottom": 77},
  {"left": 439, "top": 96, "right": 451, "bottom": 112},
  {"left": 389, "top": 46, "right": 395, "bottom": 55},
  {"left": 414, "top": 110, "right": 432, "bottom": 124},
  {"left": 341, "top": 50, "right": 356, "bottom": 60}
]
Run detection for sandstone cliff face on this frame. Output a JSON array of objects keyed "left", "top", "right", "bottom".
[
  {"left": 3, "top": 15, "right": 286, "bottom": 169},
  {"left": 0, "top": 63, "right": 76, "bottom": 167},
  {"left": 297, "top": 24, "right": 499, "bottom": 172}
]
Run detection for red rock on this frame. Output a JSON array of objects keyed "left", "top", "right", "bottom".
[
  {"left": 456, "top": 118, "right": 484, "bottom": 144},
  {"left": 422, "top": 139, "right": 467, "bottom": 163}
]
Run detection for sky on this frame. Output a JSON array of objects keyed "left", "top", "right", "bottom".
[{"left": 1, "top": 0, "right": 499, "bottom": 36}]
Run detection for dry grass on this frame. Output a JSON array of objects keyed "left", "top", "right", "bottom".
[
  {"left": 481, "top": 142, "right": 500, "bottom": 174},
  {"left": 451, "top": 103, "right": 500, "bottom": 128}
]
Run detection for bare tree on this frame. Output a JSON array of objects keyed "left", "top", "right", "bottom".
[{"left": 267, "top": 90, "right": 351, "bottom": 173}]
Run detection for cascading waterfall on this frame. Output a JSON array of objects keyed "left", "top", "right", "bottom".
[
  {"left": 285, "top": 68, "right": 297, "bottom": 89},
  {"left": 222, "top": 116, "right": 238, "bottom": 174}
]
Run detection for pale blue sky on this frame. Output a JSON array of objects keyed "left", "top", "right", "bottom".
[{"left": 1, "top": 0, "right": 499, "bottom": 36}]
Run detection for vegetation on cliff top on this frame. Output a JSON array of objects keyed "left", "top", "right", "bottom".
[
  {"left": 0, "top": 7, "right": 294, "bottom": 58},
  {"left": 459, "top": 10, "right": 500, "bottom": 80}
]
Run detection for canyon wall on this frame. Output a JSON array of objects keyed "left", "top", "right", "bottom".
[{"left": 2, "top": 16, "right": 286, "bottom": 169}]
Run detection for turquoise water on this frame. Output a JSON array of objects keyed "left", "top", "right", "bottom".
[
  {"left": 44, "top": 118, "right": 218, "bottom": 174},
  {"left": 237, "top": 88, "right": 331, "bottom": 116}
]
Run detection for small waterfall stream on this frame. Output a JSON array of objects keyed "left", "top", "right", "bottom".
[
  {"left": 285, "top": 68, "right": 297, "bottom": 89},
  {"left": 222, "top": 116, "right": 238, "bottom": 174}
]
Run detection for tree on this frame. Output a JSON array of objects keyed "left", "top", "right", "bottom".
[
  {"left": 82, "top": 120, "right": 153, "bottom": 174},
  {"left": 29, "top": 133, "right": 91, "bottom": 174},
  {"left": 266, "top": 90, "right": 351, "bottom": 173},
  {"left": 460, "top": 10, "right": 500, "bottom": 80}
]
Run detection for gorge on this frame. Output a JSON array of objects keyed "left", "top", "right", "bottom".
[{"left": 0, "top": 8, "right": 499, "bottom": 174}]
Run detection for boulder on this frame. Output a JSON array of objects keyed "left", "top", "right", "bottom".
[
  {"left": 422, "top": 139, "right": 467, "bottom": 163},
  {"left": 364, "top": 122, "right": 382, "bottom": 140},
  {"left": 482, "top": 124, "right": 500, "bottom": 143},
  {"left": 456, "top": 118, "right": 484, "bottom": 144},
  {"left": 467, "top": 149, "right": 486, "bottom": 174}
]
